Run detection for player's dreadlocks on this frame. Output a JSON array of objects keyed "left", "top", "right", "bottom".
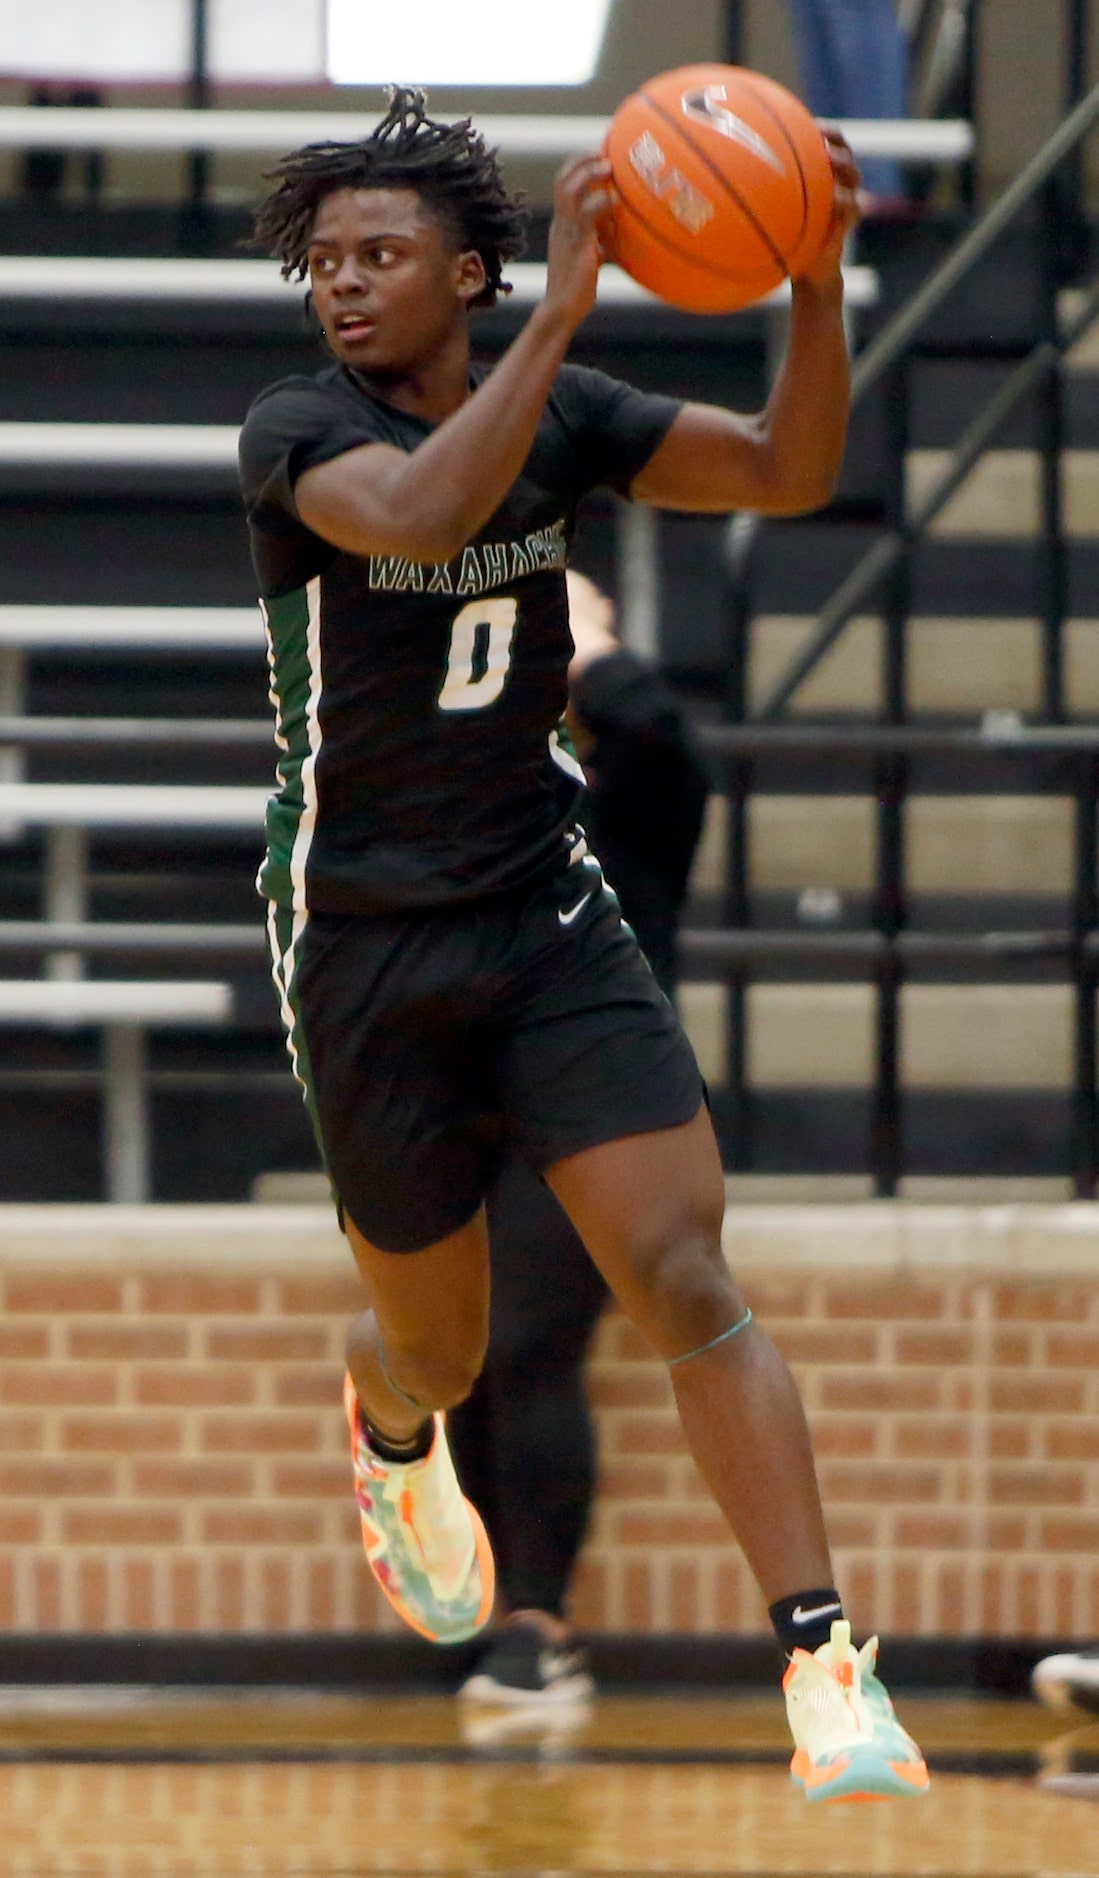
[{"left": 251, "top": 86, "right": 527, "bottom": 309}]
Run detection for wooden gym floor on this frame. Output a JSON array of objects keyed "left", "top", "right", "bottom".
[{"left": 0, "top": 1685, "right": 1094, "bottom": 1876}]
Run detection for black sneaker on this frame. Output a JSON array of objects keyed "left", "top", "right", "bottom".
[
  {"left": 1032, "top": 1646, "right": 1099, "bottom": 1717},
  {"left": 459, "top": 1621, "right": 595, "bottom": 1708}
]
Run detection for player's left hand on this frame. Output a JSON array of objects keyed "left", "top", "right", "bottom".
[
  {"left": 792, "top": 129, "right": 862, "bottom": 287},
  {"left": 544, "top": 154, "right": 615, "bottom": 330}
]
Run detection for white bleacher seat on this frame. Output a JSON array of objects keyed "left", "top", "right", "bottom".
[
  {"left": 0, "top": 606, "right": 262, "bottom": 649},
  {"left": 0, "top": 786, "right": 262, "bottom": 1208},
  {"left": 0, "top": 257, "right": 879, "bottom": 313},
  {"left": 0, "top": 978, "right": 234, "bottom": 1206},
  {"left": 0, "top": 422, "right": 241, "bottom": 471},
  {"left": 0, "top": 980, "right": 232, "bottom": 1024},
  {"left": 0, "top": 101, "right": 947, "bottom": 1203},
  {"left": 0, "top": 782, "right": 268, "bottom": 828},
  {"left": 0, "top": 106, "right": 974, "bottom": 166},
  {"left": 0, "top": 784, "right": 266, "bottom": 921}
]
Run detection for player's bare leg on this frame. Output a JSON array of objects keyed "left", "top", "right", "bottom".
[
  {"left": 344, "top": 1209, "right": 491, "bottom": 1434},
  {"left": 546, "top": 1105, "right": 927, "bottom": 1799},
  {"left": 544, "top": 1104, "right": 831, "bottom": 1601},
  {"left": 339, "top": 1210, "right": 495, "bottom": 1644}
]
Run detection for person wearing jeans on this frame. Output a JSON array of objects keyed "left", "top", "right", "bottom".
[{"left": 786, "top": 0, "right": 910, "bottom": 204}]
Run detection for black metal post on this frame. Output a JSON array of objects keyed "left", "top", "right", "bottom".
[
  {"left": 1067, "top": 0, "right": 1089, "bottom": 101},
  {"left": 1035, "top": 174, "right": 1068, "bottom": 721},
  {"left": 187, "top": 0, "right": 210, "bottom": 207},
  {"left": 1062, "top": 0, "right": 1090, "bottom": 238},
  {"left": 872, "top": 355, "right": 909, "bottom": 1192},
  {"left": 724, "top": 0, "right": 746, "bottom": 65},
  {"left": 1036, "top": 355, "right": 1067, "bottom": 723},
  {"left": 872, "top": 756, "right": 905, "bottom": 1195},
  {"left": 957, "top": 0, "right": 981, "bottom": 210},
  {"left": 1071, "top": 760, "right": 1098, "bottom": 1195},
  {"left": 881, "top": 361, "right": 912, "bottom": 726},
  {"left": 720, "top": 515, "right": 753, "bottom": 1173},
  {"left": 723, "top": 780, "right": 751, "bottom": 1173}
]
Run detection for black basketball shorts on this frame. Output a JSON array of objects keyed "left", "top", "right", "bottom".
[{"left": 266, "top": 851, "right": 705, "bottom": 1252}]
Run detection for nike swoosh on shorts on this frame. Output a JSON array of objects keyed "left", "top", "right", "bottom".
[{"left": 558, "top": 892, "right": 593, "bottom": 927}]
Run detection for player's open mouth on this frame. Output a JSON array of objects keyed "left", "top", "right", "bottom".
[{"left": 335, "top": 315, "right": 374, "bottom": 340}]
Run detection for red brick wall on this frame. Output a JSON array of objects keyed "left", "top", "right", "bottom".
[{"left": 1, "top": 1204, "right": 1097, "bottom": 1636}]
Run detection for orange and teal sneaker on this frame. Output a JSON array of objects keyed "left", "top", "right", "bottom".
[
  {"left": 343, "top": 1373, "right": 495, "bottom": 1645},
  {"left": 784, "top": 1619, "right": 929, "bottom": 1802}
]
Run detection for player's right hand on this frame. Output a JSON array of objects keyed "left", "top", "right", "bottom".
[
  {"left": 543, "top": 154, "right": 614, "bottom": 329},
  {"left": 793, "top": 128, "right": 861, "bottom": 287}
]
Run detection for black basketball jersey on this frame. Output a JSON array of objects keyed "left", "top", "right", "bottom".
[{"left": 238, "top": 359, "right": 680, "bottom": 912}]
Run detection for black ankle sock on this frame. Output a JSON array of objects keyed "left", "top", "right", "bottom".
[
  {"left": 768, "top": 1587, "right": 844, "bottom": 1658},
  {"left": 362, "top": 1414, "right": 434, "bottom": 1464}
]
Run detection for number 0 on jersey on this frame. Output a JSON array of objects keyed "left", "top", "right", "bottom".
[{"left": 437, "top": 597, "right": 518, "bottom": 712}]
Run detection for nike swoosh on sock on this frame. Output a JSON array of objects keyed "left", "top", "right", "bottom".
[{"left": 791, "top": 1601, "right": 843, "bottom": 1625}]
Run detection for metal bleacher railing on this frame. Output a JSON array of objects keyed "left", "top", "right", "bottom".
[
  {"left": 684, "top": 720, "right": 1099, "bottom": 1199},
  {"left": 685, "top": 76, "right": 1099, "bottom": 1200},
  {"left": 0, "top": 255, "right": 886, "bottom": 1206},
  {"left": 0, "top": 106, "right": 971, "bottom": 1203}
]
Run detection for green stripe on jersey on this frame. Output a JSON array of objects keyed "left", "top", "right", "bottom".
[{"left": 259, "top": 581, "right": 321, "bottom": 909}]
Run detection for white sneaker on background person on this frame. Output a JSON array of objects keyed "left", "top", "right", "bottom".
[{"left": 1032, "top": 1646, "right": 1099, "bottom": 1718}]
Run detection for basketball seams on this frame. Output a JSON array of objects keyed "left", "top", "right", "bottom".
[
  {"left": 610, "top": 174, "right": 771, "bottom": 293},
  {"left": 640, "top": 85, "right": 790, "bottom": 275},
  {"left": 737, "top": 76, "right": 810, "bottom": 252}
]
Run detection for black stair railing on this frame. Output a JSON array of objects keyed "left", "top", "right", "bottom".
[
  {"left": 682, "top": 725, "right": 1099, "bottom": 1197},
  {"left": 755, "top": 77, "right": 1099, "bottom": 723}
]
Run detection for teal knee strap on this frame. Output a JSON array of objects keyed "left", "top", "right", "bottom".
[{"left": 667, "top": 1306, "right": 753, "bottom": 1369}]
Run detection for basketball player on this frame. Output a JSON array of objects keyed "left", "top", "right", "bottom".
[{"left": 239, "top": 88, "right": 928, "bottom": 1802}]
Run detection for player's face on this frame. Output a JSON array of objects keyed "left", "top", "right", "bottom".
[{"left": 306, "top": 187, "right": 484, "bottom": 373}]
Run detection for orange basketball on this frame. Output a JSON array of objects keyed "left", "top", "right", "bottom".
[{"left": 602, "top": 63, "right": 836, "bottom": 314}]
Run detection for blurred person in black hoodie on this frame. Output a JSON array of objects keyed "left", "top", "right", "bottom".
[{"left": 450, "top": 570, "right": 710, "bottom": 1709}]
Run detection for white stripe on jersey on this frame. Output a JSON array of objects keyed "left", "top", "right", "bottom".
[
  {"left": 289, "top": 576, "right": 324, "bottom": 914},
  {"left": 549, "top": 726, "right": 585, "bottom": 785},
  {"left": 259, "top": 597, "right": 289, "bottom": 755},
  {"left": 267, "top": 901, "right": 310, "bottom": 1097}
]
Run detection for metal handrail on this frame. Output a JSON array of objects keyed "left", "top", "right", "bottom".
[
  {"left": 756, "top": 275, "right": 1099, "bottom": 718},
  {"left": 851, "top": 80, "right": 1099, "bottom": 401},
  {"left": 753, "top": 77, "right": 1099, "bottom": 720},
  {"left": 697, "top": 684, "right": 1099, "bottom": 1199},
  {"left": 679, "top": 927, "right": 1082, "bottom": 970},
  {"left": 697, "top": 719, "right": 1099, "bottom": 760}
]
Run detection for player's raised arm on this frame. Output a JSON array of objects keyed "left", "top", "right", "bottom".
[
  {"left": 292, "top": 156, "right": 612, "bottom": 564},
  {"left": 629, "top": 130, "right": 860, "bottom": 517}
]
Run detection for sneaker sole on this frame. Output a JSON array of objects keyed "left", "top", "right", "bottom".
[
  {"left": 791, "top": 1745, "right": 930, "bottom": 1803},
  {"left": 459, "top": 1671, "right": 595, "bottom": 1708},
  {"left": 1032, "top": 1663, "right": 1099, "bottom": 1719}
]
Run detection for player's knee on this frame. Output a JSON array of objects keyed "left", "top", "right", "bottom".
[
  {"left": 617, "top": 1195, "right": 736, "bottom": 1342},
  {"left": 346, "top": 1310, "right": 487, "bottom": 1413}
]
